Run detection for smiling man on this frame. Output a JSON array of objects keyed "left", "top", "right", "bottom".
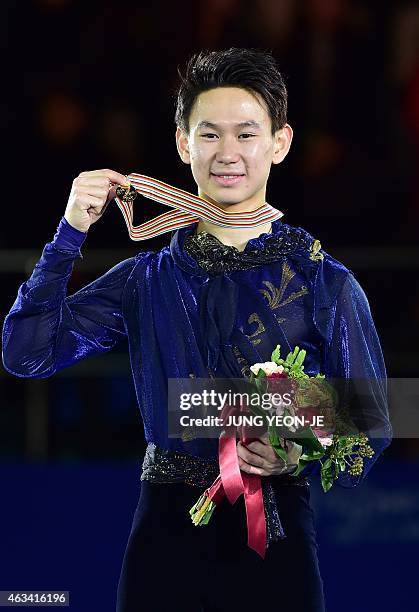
[
  {"left": 2, "top": 48, "right": 392, "bottom": 612},
  {"left": 176, "top": 71, "right": 293, "bottom": 251}
]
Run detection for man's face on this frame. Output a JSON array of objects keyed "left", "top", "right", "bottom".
[{"left": 176, "top": 86, "right": 292, "bottom": 210}]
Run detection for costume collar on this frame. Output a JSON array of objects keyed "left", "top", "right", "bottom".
[{"left": 170, "top": 219, "right": 312, "bottom": 276}]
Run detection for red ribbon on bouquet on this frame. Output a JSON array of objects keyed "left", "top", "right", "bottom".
[
  {"left": 219, "top": 432, "right": 267, "bottom": 558},
  {"left": 202, "top": 401, "right": 267, "bottom": 559}
]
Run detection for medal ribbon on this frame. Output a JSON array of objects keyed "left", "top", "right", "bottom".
[{"left": 113, "top": 172, "right": 284, "bottom": 240}]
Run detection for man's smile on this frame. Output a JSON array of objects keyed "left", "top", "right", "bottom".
[{"left": 210, "top": 173, "right": 245, "bottom": 186}]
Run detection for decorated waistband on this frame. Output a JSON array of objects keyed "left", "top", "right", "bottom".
[
  {"left": 114, "top": 173, "right": 284, "bottom": 241},
  {"left": 140, "top": 442, "right": 308, "bottom": 550}
]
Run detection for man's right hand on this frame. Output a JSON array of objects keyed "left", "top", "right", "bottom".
[{"left": 64, "top": 169, "right": 130, "bottom": 233}]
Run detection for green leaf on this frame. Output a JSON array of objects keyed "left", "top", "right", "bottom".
[
  {"left": 290, "top": 427, "right": 325, "bottom": 454},
  {"left": 322, "top": 457, "right": 332, "bottom": 471},
  {"left": 301, "top": 449, "right": 325, "bottom": 461},
  {"left": 285, "top": 346, "right": 299, "bottom": 366},
  {"left": 271, "top": 439, "right": 288, "bottom": 462},
  {"left": 321, "top": 470, "right": 334, "bottom": 492},
  {"left": 271, "top": 345, "right": 282, "bottom": 364},
  {"left": 320, "top": 458, "right": 334, "bottom": 492},
  {"left": 337, "top": 437, "right": 351, "bottom": 451},
  {"left": 268, "top": 423, "right": 281, "bottom": 446},
  {"left": 253, "top": 376, "right": 268, "bottom": 398},
  {"left": 294, "top": 348, "right": 307, "bottom": 368},
  {"left": 333, "top": 461, "right": 339, "bottom": 479}
]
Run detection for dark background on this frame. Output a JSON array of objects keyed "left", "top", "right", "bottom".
[{"left": 1, "top": 1, "right": 418, "bottom": 610}]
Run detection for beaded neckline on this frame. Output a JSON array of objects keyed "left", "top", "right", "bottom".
[{"left": 183, "top": 223, "right": 321, "bottom": 276}]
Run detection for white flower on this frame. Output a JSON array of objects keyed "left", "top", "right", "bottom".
[
  {"left": 318, "top": 436, "right": 333, "bottom": 448},
  {"left": 250, "top": 361, "right": 285, "bottom": 376}
]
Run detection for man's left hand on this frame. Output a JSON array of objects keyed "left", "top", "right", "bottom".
[{"left": 237, "top": 435, "right": 302, "bottom": 476}]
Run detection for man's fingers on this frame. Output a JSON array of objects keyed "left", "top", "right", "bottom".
[
  {"left": 107, "top": 185, "right": 118, "bottom": 202},
  {"left": 238, "top": 457, "right": 266, "bottom": 476},
  {"left": 66, "top": 169, "right": 127, "bottom": 232},
  {"left": 243, "top": 439, "right": 269, "bottom": 456},
  {"left": 92, "top": 201, "right": 110, "bottom": 217},
  {"left": 101, "top": 169, "right": 130, "bottom": 186},
  {"left": 77, "top": 194, "right": 106, "bottom": 211},
  {"left": 79, "top": 169, "right": 129, "bottom": 186},
  {"left": 237, "top": 441, "right": 265, "bottom": 467},
  {"left": 77, "top": 176, "right": 113, "bottom": 189},
  {"left": 77, "top": 185, "right": 110, "bottom": 199}
]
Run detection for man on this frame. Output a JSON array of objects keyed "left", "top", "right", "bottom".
[{"left": 2, "top": 48, "right": 391, "bottom": 611}]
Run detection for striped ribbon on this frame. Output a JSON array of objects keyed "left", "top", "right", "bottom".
[{"left": 113, "top": 172, "right": 284, "bottom": 241}]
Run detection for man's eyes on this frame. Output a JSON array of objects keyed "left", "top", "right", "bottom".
[{"left": 200, "top": 133, "right": 256, "bottom": 139}]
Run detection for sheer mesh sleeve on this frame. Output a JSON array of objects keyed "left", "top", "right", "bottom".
[
  {"left": 2, "top": 224, "right": 147, "bottom": 379},
  {"left": 323, "top": 272, "right": 393, "bottom": 487}
]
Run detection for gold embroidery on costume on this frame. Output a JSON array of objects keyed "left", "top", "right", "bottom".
[
  {"left": 257, "top": 261, "right": 309, "bottom": 325},
  {"left": 181, "top": 428, "right": 197, "bottom": 442},
  {"left": 259, "top": 261, "right": 309, "bottom": 310},
  {"left": 243, "top": 261, "right": 310, "bottom": 346},
  {"left": 309, "top": 239, "right": 324, "bottom": 261},
  {"left": 232, "top": 345, "right": 251, "bottom": 377},
  {"left": 246, "top": 312, "right": 266, "bottom": 346}
]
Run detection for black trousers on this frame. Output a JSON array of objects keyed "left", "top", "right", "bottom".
[{"left": 116, "top": 479, "right": 326, "bottom": 612}]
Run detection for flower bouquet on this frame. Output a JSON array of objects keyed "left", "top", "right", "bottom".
[
  {"left": 248, "top": 345, "right": 375, "bottom": 490},
  {"left": 189, "top": 344, "right": 374, "bottom": 558}
]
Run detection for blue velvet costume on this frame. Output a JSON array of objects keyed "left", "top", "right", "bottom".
[
  {"left": 2, "top": 215, "right": 392, "bottom": 476},
  {"left": 2, "top": 214, "right": 393, "bottom": 611}
]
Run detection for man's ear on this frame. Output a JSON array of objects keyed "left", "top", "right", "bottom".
[
  {"left": 175, "top": 127, "right": 191, "bottom": 165},
  {"left": 272, "top": 123, "right": 293, "bottom": 165}
]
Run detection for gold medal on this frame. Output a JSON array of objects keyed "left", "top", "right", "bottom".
[{"left": 115, "top": 182, "right": 138, "bottom": 204}]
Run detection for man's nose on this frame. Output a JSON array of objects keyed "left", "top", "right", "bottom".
[{"left": 215, "top": 136, "right": 241, "bottom": 163}]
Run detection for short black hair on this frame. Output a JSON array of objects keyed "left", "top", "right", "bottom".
[{"left": 174, "top": 47, "right": 288, "bottom": 137}]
